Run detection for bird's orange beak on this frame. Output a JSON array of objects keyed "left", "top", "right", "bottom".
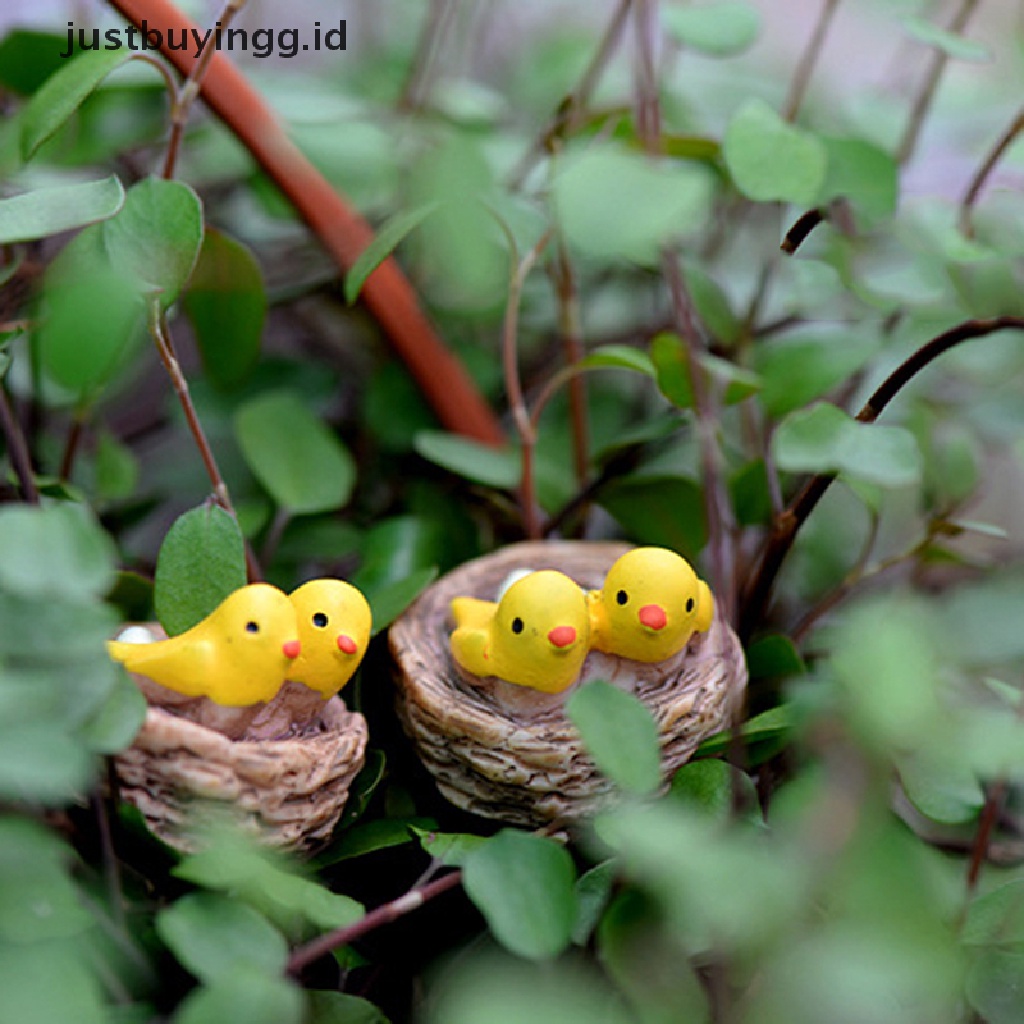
[
  {"left": 282, "top": 639, "right": 301, "bottom": 659},
  {"left": 548, "top": 625, "right": 576, "bottom": 649},
  {"left": 638, "top": 604, "right": 667, "bottom": 631},
  {"left": 337, "top": 634, "right": 358, "bottom": 655}
]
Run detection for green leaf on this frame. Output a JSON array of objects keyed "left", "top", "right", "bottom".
[
  {"left": 36, "top": 265, "right": 145, "bottom": 397},
  {"left": 306, "top": 991, "right": 390, "bottom": 1024},
  {"left": 662, "top": 2, "right": 761, "bottom": 56},
  {"left": 896, "top": 751, "right": 983, "bottom": 825},
  {"left": 650, "top": 332, "right": 760, "bottom": 408},
  {"left": 576, "top": 345, "right": 656, "bottom": 376},
  {"left": 414, "top": 431, "right": 520, "bottom": 489},
  {"left": 902, "top": 15, "right": 990, "bottom": 62},
  {"left": 819, "top": 137, "right": 898, "bottom": 224},
  {"left": 963, "top": 880, "right": 1024, "bottom": 947},
  {"left": 966, "top": 950, "right": 1024, "bottom": 1024},
  {"left": 20, "top": 48, "right": 133, "bottom": 160},
  {"left": 462, "top": 831, "right": 577, "bottom": 959},
  {"left": 174, "top": 966, "right": 304, "bottom": 1024},
  {"left": 565, "top": 681, "right": 662, "bottom": 795},
  {"left": 0, "top": 176, "right": 124, "bottom": 244},
  {"left": 773, "top": 402, "right": 922, "bottom": 488},
  {"left": 345, "top": 202, "right": 439, "bottom": 304},
  {"left": 571, "top": 860, "right": 618, "bottom": 945},
  {"left": 669, "top": 759, "right": 736, "bottom": 821},
  {"left": 696, "top": 704, "right": 796, "bottom": 759},
  {"left": 366, "top": 567, "right": 439, "bottom": 637},
  {"left": 100, "top": 177, "right": 204, "bottom": 308},
  {"left": 316, "top": 817, "right": 431, "bottom": 864},
  {"left": 0, "top": 503, "right": 116, "bottom": 600},
  {"left": 554, "top": 144, "right": 714, "bottom": 265},
  {"left": 754, "top": 329, "right": 880, "bottom": 418},
  {"left": 723, "top": 98, "right": 827, "bottom": 205},
  {"left": 0, "top": 724, "right": 95, "bottom": 804},
  {"left": 78, "top": 672, "right": 146, "bottom": 753},
  {"left": 157, "top": 894, "right": 289, "bottom": 984},
  {"left": 683, "top": 261, "right": 742, "bottom": 346},
  {"left": 598, "top": 474, "right": 707, "bottom": 559},
  {"left": 412, "top": 828, "right": 489, "bottom": 867},
  {"left": 0, "top": 942, "right": 107, "bottom": 1024},
  {"left": 153, "top": 503, "right": 248, "bottom": 637},
  {"left": 746, "top": 634, "right": 806, "bottom": 681},
  {"left": 235, "top": 390, "right": 356, "bottom": 515},
  {"left": 94, "top": 430, "right": 139, "bottom": 503},
  {"left": 0, "top": 30, "right": 74, "bottom": 96},
  {"left": 183, "top": 228, "right": 266, "bottom": 390}
]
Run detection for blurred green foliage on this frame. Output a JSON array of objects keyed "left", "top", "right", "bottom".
[{"left": 2, "top": 0, "right": 1024, "bottom": 1021}]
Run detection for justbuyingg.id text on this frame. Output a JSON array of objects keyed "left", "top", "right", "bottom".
[{"left": 59, "top": 20, "right": 346, "bottom": 60}]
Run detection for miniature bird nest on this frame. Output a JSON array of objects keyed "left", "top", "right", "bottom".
[
  {"left": 390, "top": 541, "right": 747, "bottom": 826},
  {"left": 114, "top": 681, "right": 368, "bottom": 853}
]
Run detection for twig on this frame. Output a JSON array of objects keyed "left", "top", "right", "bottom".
[
  {"left": 93, "top": 765, "right": 126, "bottom": 933},
  {"left": 663, "top": 251, "right": 737, "bottom": 622},
  {"left": 549, "top": 235, "right": 590, "bottom": 489},
  {"left": 782, "top": 0, "right": 843, "bottom": 123},
  {"left": 966, "top": 779, "right": 1008, "bottom": 895},
  {"left": 632, "top": 0, "right": 661, "bottom": 155},
  {"left": 58, "top": 407, "right": 86, "bottom": 484},
  {"left": 503, "top": 231, "right": 552, "bottom": 541},
  {"left": 739, "top": 315, "right": 1024, "bottom": 640},
  {"left": 285, "top": 870, "right": 462, "bottom": 977},
  {"left": 163, "top": 0, "right": 246, "bottom": 180},
  {"left": 107, "top": 0, "right": 503, "bottom": 446},
  {"left": 507, "top": 0, "right": 633, "bottom": 189},
  {"left": 0, "top": 383, "right": 39, "bottom": 503},
  {"left": 958, "top": 104, "right": 1024, "bottom": 236},
  {"left": 897, "top": 0, "right": 982, "bottom": 165},
  {"left": 781, "top": 208, "right": 826, "bottom": 254},
  {"left": 397, "top": 0, "right": 456, "bottom": 113}
]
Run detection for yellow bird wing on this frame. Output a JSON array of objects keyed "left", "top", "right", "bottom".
[
  {"left": 695, "top": 580, "right": 715, "bottom": 632},
  {"left": 451, "top": 597, "right": 496, "bottom": 632},
  {"left": 107, "top": 632, "right": 215, "bottom": 698}
]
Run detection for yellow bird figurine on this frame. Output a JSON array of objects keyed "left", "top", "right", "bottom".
[
  {"left": 449, "top": 569, "right": 590, "bottom": 694},
  {"left": 587, "top": 547, "right": 714, "bottom": 663},
  {"left": 107, "top": 583, "right": 302, "bottom": 706},
  {"left": 286, "top": 579, "right": 373, "bottom": 698}
]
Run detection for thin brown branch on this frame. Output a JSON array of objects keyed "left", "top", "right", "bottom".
[
  {"left": 897, "top": 0, "right": 982, "bottom": 165},
  {"left": 739, "top": 316, "right": 1024, "bottom": 640},
  {"left": 781, "top": 208, "right": 826, "bottom": 254},
  {"left": 0, "top": 383, "right": 39, "bottom": 503},
  {"left": 503, "top": 232, "right": 552, "bottom": 540},
  {"left": 966, "top": 779, "right": 1008, "bottom": 894},
  {"left": 632, "top": 0, "right": 662, "bottom": 155},
  {"left": 397, "top": 0, "right": 457, "bottom": 113},
  {"left": 508, "top": 0, "right": 633, "bottom": 189},
  {"left": 663, "top": 250, "right": 736, "bottom": 622},
  {"left": 286, "top": 870, "right": 462, "bottom": 977},
  {"left": 58, "top": 408, "right": 86, "bottom": 484},
  {"left": 550, "top": 236, "right": 589, "bottom": 489},
  {"left": 782, "top": 0, "right": 843, "bottom": 123},
  {"left": 163, "top": 0, "right": 246, "bottom": 180},
  {"left": 959, "top": 104, "right": 1024, "bottom": 236}
]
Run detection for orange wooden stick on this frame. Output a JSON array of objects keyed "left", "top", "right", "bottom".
[{"left": 107, "top": 0, "right": 504, "bottom": 446}]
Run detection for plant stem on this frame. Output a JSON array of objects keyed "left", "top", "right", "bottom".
[
  {"left": 285, "top": 869, "right": 462, "bottom": 977},
  {"left": 897, "top": 0, "right": 982, "bottom": 165},
  {"left": 782, "top": 0, "right": 843, "bottom": 122},
  {"left": 550, "top": 235, "right": 590, "bottom": 489},
  {"left": 633, "top": 0, "right": 662, "bottom": 154},
  {"left": 966, "top": 779, "right": 1007, "bottom": 894},
  {"left": 107, "top": 0, "right": 503, "bottom": 446},
  {"left": 781, "top": 208, "right": 826, "bottom": 254},
  {"left": 162, "top": 0, "right": 247, "bottom": 180},
  {"left": 959, "top": 104, "right": 1024, "bottom": 236},
  {"left": 397, "top": 0, "right": 456, "bottom": 113},
  {"left": 663, "top": 251, "right": 736, "bottom": 622},
  {"left": 502, "top": 232, "right": 551, "bottom": 540},
  {"left": 58, "top": 406, "right": 87, "bottom": 484},
  {"left": 738, "top": 315, "right": 1024, "bottom": 640},
  {"left": 508, "top": 0, "right": 633, "bottom": 189},
  {"left": 0, "top": 383, "right": 39, "bottom": 503}
]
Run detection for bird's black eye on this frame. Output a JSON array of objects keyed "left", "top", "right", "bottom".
[
  {"left": 511, "top": 617, "right": 525, "bottom": 635},
  {"left": 686, "top": 597, "right": 695, "bottom": 613},
  {"left": 313, "top": 612, "right": 328, "bottom": 628},
  {"left": 245, "top": 621, "right": 260, "bottom": 634},
  {"left": 616, "top": 589, "right": 628, "bottom": 606}
]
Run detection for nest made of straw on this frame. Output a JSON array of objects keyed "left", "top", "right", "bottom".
[
  {"left": 114, "top": 686, "right": 368, "bottom": 853},
  {"left": 390, "top": 541, "right": 747, "bottom": 826}
]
